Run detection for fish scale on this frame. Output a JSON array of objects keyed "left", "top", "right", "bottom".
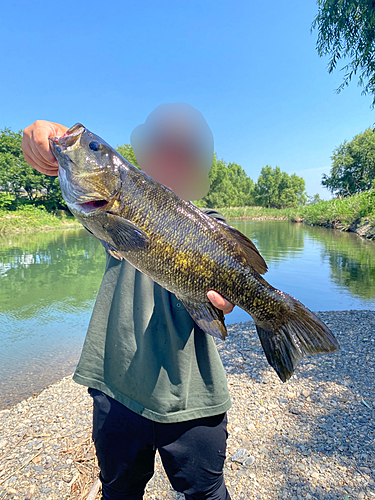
[{"left": 50, "top": 123, "right": 340, "bottom": 382}]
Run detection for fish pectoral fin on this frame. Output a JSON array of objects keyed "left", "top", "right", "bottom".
[
  {"left": 222, "top": 223, "right": 268, "bottom": 275},
  {"left": 100, "top": 239, "right": 124, "bottom": 260},
  {"left": 179, "top": 299, "right": 228, "bottom": 341},
  {"left": 96, "top": 213, "right": 149, "bottom": 252}
]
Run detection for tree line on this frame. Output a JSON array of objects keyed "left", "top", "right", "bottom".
[
  {"left": 2, "top": 124, "right": 375, "bottom": 211},
  {"left": 0, "top": 128, "right": 308, "bottom": 211},
  {"left": 322, "top": 127, "right": 375, "bottom": 197}
]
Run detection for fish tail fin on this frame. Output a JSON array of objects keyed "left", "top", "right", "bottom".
[{"left": 255, "top": 295, "right": 340, "bottom": 382}]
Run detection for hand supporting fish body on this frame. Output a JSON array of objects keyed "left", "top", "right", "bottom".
[{"left": 50, "top": 124, "right": 339, "bottom": 382}]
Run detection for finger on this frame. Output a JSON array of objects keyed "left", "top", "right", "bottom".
[
  {"left": 34, "top": 123, "right": 67, "bottom": 166},
  {"left": 28, "top": 138, "right": 57, "bottom": 169},
  {"left": 23, "top": 150, "right": 58, "bottom": 176},
  {"left": 207, "top": 290, "right": 234, "bottom": 314},
  {"left": 22, "top": 121, "right": 68, "bottom": 171},
  {"left": 22, "top": 132, "right": 56, "bottom": 172}
]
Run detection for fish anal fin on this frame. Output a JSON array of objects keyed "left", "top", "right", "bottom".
[
  {"left": 221, "top": 223, "right": 268, "bottom": 275},
  {"left": 180, "top": 299, "right": 228, "bottom": 340}
]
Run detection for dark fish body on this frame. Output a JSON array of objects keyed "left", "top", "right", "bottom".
[{"left": 50, "top": 124, "right": 339, "bottom": 382}]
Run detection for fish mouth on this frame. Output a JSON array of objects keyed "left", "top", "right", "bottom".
[
  {"left": 78, "top": 199, "right": 109, "bottom": 214},
  {"left": 49, "top": 123, "right": 85, "bottom": 152}
]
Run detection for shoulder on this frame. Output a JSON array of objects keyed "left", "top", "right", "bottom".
[{"left": 200, "top": 208, "right": 227, "bottom": 224}]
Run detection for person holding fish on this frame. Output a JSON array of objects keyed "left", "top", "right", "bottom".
[
  {"left": 22, "top": 104, "right": 236, "bottom": 500},
  {"left": 22, "top": 104, "right": 338, "bottom": 500}
]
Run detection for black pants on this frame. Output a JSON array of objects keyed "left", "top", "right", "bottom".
[{"left": 89, "top": 388, "right": 231, "bottom": 500}]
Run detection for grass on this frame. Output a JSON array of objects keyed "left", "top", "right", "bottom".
[
  {"left": 293, "top": 190, "right": 375, "bottom": 228},
  {"left": 218, "top": 190, "right": 375, "bottom": 232},
  {"left": 217, "top": 206, "right": 293, "bottom": 220},
  {"left": 0, "top": 205, "right": 80, "bottom": 234}
]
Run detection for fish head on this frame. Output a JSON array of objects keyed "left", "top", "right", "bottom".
[{"left": 49, "top": 123, "right": 122, "bottom": 218}]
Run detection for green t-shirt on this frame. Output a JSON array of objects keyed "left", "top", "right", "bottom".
[{"left": 73, "top": 209, "right": 231, "bottom": 423}]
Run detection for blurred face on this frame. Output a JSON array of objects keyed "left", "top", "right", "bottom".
[
  {"left": 141, "top": 136, "right": 203, "bottom": 191},
  {"left": 131, "top": 103, "right": 213, "bottom": 200}
]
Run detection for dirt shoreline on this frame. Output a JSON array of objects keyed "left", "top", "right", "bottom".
[
  {"left": 289, "top": 216, "right": 375, "bottom": 241},
  {"left": 1, "top": 310, "right": 374, "bottom": 500}
]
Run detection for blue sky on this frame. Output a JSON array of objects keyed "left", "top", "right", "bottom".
[{"left": 1, "top": 1, "right": 374, "bottom": 199}]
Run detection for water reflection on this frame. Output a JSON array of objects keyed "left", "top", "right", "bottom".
[
  {"left": 228, "top": 220, "right": 375, "bottom": 323},
  {"left": 233, "top": 219, "right": 306, "bottom": 264},
  {"left": 0, "top": 229, "right": 105, "bottom": 319},
  {"left": 309, "top": 227, "right": 375, "bottom": 300},
  {"left": 0, "top": 229, "right": 106, "bottom": 409}
]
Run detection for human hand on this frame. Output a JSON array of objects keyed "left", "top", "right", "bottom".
[
  {"left": 207, "top": 290, "right": 234, "bottom": 315},
  {"left": 22, "top": 120, "right": 68, "bottom": 176}
]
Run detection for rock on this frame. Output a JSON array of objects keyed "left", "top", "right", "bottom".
[
  {"left": 289, "top": 407, "right": 300, "bottom": 415},
  {"left": 302, "top": 390, "right": 311, "bottom": 398},
  {"left": 241, "top": 438, "right": 252, "bottom": 449},
  {"left": 243, "top": 456, "right": 255, "bottom": 467},
  {"left": 258, "top": 445, "right": 269, "bottom": 455},
  {"left": 40, "top": 487, "right": 52, "bottom": 493},
  {"left": 231, "top": 448, "right": 250, "bottom": 463},
  {"left": 0, "top": 438, "right": 7, "bottom": 448}
]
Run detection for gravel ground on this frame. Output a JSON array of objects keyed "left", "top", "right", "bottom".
[{"left": 0, "top": 310, "right": 374, "bottom": 500}]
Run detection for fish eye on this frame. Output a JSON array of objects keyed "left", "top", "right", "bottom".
[{"left": 89, "top": 141, "right": 102, "bottom": 151}]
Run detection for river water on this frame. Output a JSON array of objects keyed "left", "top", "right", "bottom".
[{"left": 1, "top": 221, "right": 375, "bottom": 408}]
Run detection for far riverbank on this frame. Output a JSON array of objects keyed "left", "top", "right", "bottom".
[
  {"left": 0, "top": 206, "right": 80, "bottom": 234},
  {"left": 2, "top": 189, "right": 375, "bottom": 241},
  {"left": 218, "top": 190, "right": 375, "bottom": 240}
]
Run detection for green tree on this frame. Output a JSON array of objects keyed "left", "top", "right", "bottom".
[
  {"left": 0, "top": 128, "right": 43, "bottom": 200},
  {"left": 116, "top": 144, "right": 140, "bottom": 168},
  {"left": 227, "top": 162, "right": 254, "bottom": 205},
  {"left": 322, "top": 127, "right": 375, "bottom": 196},
  {"left": 0, "top": 128, "right": 65, "bottom": 210},
  {"left": 312, "top": 0, "right": 375, "bottom": 106},
  {"left": 307, "top": 193, "right": 323, "bottom": 204},
  {"left": 195, "top": 155, "right": 255, "bottom": 208},
  {"left": 254, "top": 165, "right": 306, "bottom": 208}
]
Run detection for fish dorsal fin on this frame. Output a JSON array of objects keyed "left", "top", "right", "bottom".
[
  {"left": 179, "top": 299, "right": 228, "bottom": 340},
  {"left": 221, "top": 223, "right": 268, "bottom": 275}
]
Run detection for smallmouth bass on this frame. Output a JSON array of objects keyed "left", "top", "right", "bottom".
[{"left": 50, "top": 123, "right": 339, "bottom": 382}]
